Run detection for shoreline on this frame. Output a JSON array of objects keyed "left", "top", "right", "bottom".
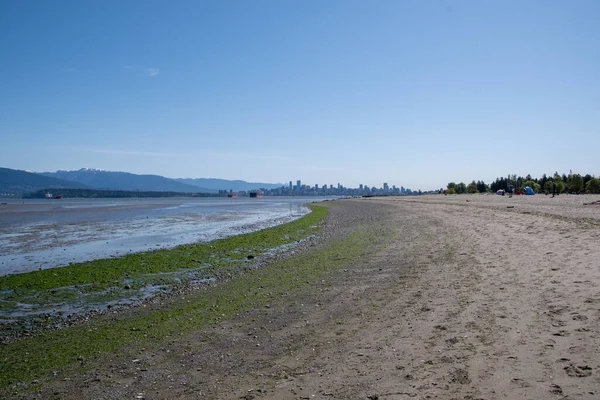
[{"left": 0, "top": 197, "right": 332, "bottom": 276}]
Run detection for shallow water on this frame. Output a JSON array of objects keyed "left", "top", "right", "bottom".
[{"left": 0, "top": 196, "right": 333, "bottom": 276}]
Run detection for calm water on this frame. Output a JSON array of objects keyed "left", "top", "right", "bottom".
[{"left": 0, "top": 196, "right": 335, "bottom": 276}]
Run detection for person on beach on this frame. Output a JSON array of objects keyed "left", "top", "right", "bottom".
[
  {"left": 552, "top": 182, "right": 557, "bottom": 197},
  {"left": 508, "top": 184, "right": 514, "bottom": 198}
]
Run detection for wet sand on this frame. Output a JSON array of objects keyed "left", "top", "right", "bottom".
[
  {"left": 8, "top": 194, "right": 600, "bottom": 399},
  {"left": 0, "top": 197, "right": 316, "bottom": 275}
]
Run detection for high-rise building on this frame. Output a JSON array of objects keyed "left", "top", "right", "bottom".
[
  {"left": 359, "top": 184, "right": 363, "bottom": 191},
  {"left": 289, "top": 181, "right": 293, "bottom": 189},
  {"left": 315, "top": 184, "right": 319, "bottom": 190},
  {"left": 383, "top": 183, "right": 389, "bottom": 191},
  {"left": 296, "top": 180, "right": 301, "bottom": 189}
]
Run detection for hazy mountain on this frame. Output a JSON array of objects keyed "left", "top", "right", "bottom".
[
  {"left": 175, "top": 178, "right": 283, "bottom": 192},
  {"left": 0, "top": 167, "right": 89, "bottom": 194},
  {"left": 41, "top": 169, "right": 216, "bottom": 193},
  {"left": 3, "top": 167, "right": 279, "bottom": 195}
]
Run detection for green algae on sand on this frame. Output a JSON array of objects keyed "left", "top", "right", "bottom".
[{"left": 0, "top": 204, "right": 332, "bottom": 387}]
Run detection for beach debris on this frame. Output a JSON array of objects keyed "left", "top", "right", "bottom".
[
  {"left": 124, "top": 284, "right": 131, "bottom": 290},
  {"left": 247, "top": 255, "right": 255, "bottom": 260},
  {"left": 583, "top": 200, "right": 600, "bottom": 206},
  {"left": 507, "top": 206, "right": 515, "bottom": 208}
]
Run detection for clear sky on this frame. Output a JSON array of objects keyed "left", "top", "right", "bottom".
[{"left": 1, "top": 1, "right": 598, "bottom": 190}]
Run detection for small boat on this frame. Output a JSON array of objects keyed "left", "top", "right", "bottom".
[
  {"left": 249, "top": 190, "right": 264, "bottom": 198},
  {"left": 45, "top": 193, "right": 63, "bottom": 199},
  {"left": 227, "top": 193, "right": 238, "bottom": 198}
]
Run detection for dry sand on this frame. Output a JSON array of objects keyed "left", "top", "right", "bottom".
[{"left": 15, "top": 194, "right": 600, "bottom": 399}]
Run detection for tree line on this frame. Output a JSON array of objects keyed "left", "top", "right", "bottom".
[{"left": 445, "top": 172, "right": 600, "bottom": 195}]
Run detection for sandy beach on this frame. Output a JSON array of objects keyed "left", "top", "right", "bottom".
[{"left": 5, "top": 194, "right": 600, "bottom": 399}]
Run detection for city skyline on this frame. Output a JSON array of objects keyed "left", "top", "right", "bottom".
[{"left": 221, "top": 178, "right": 417, "bottom": 197}]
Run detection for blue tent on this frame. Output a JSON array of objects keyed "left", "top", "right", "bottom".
[{"left": 524, "top": 186, "right": 535, "bottom": 195}]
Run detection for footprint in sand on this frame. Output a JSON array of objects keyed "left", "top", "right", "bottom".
[
  {"left": 449, "top": 368, "right": 470, "bottom": 384},
  {"left": 564, "top": 364, "right": 592, "bottom": 377},
  {"left": 549, "top": 384, "right": 563, "bottom": 395},
  {"left": 511, "top": 378, "right": 530, "bottom": 388}
]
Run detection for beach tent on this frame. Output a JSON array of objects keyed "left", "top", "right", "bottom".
[
  {"left": 496, "top": 189, "right": 505, "bottom": 195},
  {"left": 524, "top": 186, "right": 535, "bottom": 195}
]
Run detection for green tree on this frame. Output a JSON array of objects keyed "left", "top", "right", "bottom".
[
  {"left": 476, "top": 180, "right": 489, "bottom": 193},
  {"left": 467, "top": 181, "right": 478, "bottom": 193},
  {"left": 455, "top": 182, "right": 467, "bottom": 194},
  {"left": 447, "top": 182, "right": 456, "bottom": 190},
  {"left": 586, "top": 178, "right": 600, "bottom": 194},
  {"left": 567, "top": 173, "right": 584, "bottom": 193},
  {"left": 539, "top": 174, "right": 548, "bottom": 189},
  {"left": 552, "top": 174, "right": 565, "bottom": 193},
  {"left": 446, "top": 188, "right": 456, "bottom": 194}
]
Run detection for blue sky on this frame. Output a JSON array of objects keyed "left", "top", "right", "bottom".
[{"left": 1, "top": 1, "right": 598, "bottom": 190}]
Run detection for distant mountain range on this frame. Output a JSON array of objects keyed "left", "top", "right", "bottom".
[
  {"left": 0, "top": 167, "right": 284, "bottom": 195},
  {"left": 0, "top": 167, "right": 89, "bottom": 194},
  {"left": 41, "top": 169, "right": 213, "bottom": 193}
]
